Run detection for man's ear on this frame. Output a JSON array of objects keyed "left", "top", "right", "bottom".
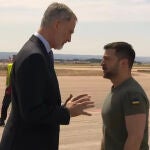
[
  {"left": 120, "top": 58, "right": 128, "bottom": 67},
  {"left": 53, "top": 20, "right": 61, "bottom": 30}
]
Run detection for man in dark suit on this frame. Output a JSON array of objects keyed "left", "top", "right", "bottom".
[{"left": 0, "top": 2, "right": 94, "bottom": 150}]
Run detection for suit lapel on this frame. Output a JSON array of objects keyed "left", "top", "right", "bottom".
[
  {"left": 29, "top": 35, "right": 52, "bottom": 68},
  {"left": 29, "top": 35, "right": 61, "bottom": 105}
]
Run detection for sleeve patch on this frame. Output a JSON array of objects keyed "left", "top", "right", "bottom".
[{"left": 131, "top": 98, "right": 140, "bottom": 105}]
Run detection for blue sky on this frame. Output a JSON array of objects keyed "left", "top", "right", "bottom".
[{"left": 0, "top": 0, "right": 150, "bottom": 56}]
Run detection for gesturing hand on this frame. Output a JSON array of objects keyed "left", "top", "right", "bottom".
[
  {"left": 65, "top": 94, "right": 95, "bottom": 117},
  {"left": 63, "top": 94, "right": 73, "bottom": 106}
]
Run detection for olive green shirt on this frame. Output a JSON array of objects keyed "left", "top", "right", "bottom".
[{"left": 101, "top": 77, "right": 149, "bottom": 150}]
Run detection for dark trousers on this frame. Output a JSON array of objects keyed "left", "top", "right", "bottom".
[{"left": 1, "top": 94, "right": 11, "bottom": 121}]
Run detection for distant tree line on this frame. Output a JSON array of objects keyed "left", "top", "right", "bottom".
[{"left": 55, "top": 58, "right": 101, "bottom": 63}]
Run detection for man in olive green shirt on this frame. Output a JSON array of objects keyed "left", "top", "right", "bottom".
[{"left": 101, "top": 42, "right": 149, "bottom": 150}]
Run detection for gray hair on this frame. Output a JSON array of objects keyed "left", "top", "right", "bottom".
[{"left": 41, "top": 2, "right": 77, "bottom": 27}]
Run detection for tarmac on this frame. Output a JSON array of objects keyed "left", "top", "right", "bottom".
[{"left": 0, "top": 74, "right": 149, "bottom": 150}]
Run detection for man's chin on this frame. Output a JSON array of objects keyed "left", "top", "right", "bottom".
[
  {"left": 102, "top": 72, "right": 107, "bottom": 78},
  {"left": 103, "top": 74, "right": 110, "bottom": 79},
  {"left": 55, "top": 45, "right": 63, "bottom": 50},
  {"left": 103, "top": 75, "right": 107, "bottom": 79},
  {"left": 102, "top": 73, "right": 106, "bottom": 78}
]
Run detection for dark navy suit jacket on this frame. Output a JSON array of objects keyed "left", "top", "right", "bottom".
[{"left": 0, "top": 35, "right": 70, "bottom": 150}]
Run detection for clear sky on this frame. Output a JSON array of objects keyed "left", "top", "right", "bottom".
[{"left": 0, "top": 0, "right": 150, "bottom": 56}]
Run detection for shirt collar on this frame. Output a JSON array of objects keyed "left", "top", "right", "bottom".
[{"left": 34, "top": 32, "right": 51, "bottom": 54}]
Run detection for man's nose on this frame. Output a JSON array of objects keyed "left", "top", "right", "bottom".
[{"left": 100, "top": 59, "right": 104, "bottom": 66}]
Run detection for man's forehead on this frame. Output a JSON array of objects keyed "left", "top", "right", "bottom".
[
  {"left": 104, "top": 49, "right": 116, "bottom": 55},
  {"left": 66, "top": 18, "right": 76, "bottom": 32}
]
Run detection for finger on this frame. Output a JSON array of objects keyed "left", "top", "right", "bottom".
[
  {"left": 74, "top": 96, "right": 91, "bottom": 103},
  {"left": 82, "top": 111, "right": 92, "bottom": 116},
  {"left": 80, "top": 101, "right": 95, "bottom": 107},
  {"left": 72, "top": 94, "right": 88, "bottom": 101},
  {"left": 64, "top": 94, "right": 73, "bottom": 105},
  {"left": 77, "top": 102, "right": 95, "bottom": 110},
  {"left": 83, "top": 104, "right": 95, "bottom": 109},
  {"left": 66, "top": 94, "right": 73, "bottom": 102}
]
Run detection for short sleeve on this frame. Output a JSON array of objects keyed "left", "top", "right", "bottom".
[{"left": 122, "top": 91, "right": 147, "bottom": 116}]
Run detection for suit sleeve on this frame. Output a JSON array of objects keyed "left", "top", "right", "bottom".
[{"left": 15, "top": 54, "right": 70, "bottom": 126}]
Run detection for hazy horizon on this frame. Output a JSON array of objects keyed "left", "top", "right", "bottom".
[
  {"left": 0, "top": 52, "right": 150, "bottom": 63},
  {"left": 0, "top": 51, "right": 150, "bottom": 58}
]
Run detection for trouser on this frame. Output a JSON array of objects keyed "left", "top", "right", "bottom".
[{"left": 1, "top": 94, "right": 11, "bottom": 121}]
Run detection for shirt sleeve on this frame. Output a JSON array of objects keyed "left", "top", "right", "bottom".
[{"left": 122, "top": 91, "right": 147, "bottom": 116}]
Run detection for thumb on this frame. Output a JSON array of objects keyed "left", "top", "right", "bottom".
[{"left": 64, "top": 94, "right": 73, "bottom": 106}]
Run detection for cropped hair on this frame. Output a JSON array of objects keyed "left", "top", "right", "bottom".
[
  {"left": 41, "top": 2, "right": 77, "bottom": 27},
  {"left": 104, "top": 42, "right": 135, "bottom": 68}
]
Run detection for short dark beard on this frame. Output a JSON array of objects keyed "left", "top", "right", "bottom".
[{"left": 103, "top": 72, "right": 114, "bottom": 79}]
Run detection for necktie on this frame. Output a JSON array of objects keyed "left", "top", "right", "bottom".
[{"left": 48, "top": 50, "right": 54, "bottom": 67}]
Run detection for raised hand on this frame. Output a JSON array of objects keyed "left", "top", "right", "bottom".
[{"left": 65, "top": 94, "right": 95, "bottom": 117}]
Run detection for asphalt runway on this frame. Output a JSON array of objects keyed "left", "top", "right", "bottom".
[{"left": 0, "top": 73, "right": 149, "bottom": 149}]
